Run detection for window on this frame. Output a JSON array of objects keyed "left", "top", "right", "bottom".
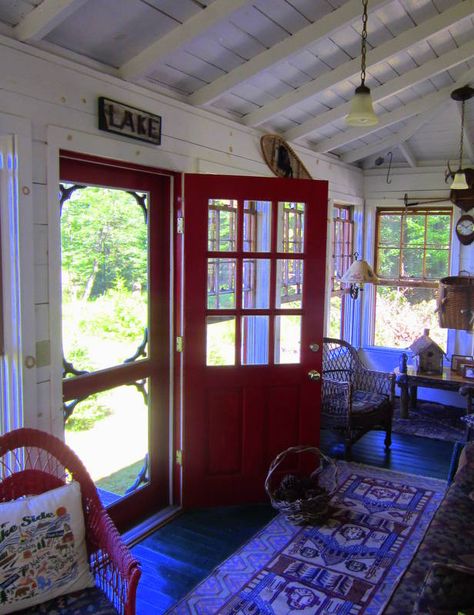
[
  {"left": 373, "top": 208, "right": 452, "bottom": 349},
  {"left": 329, "top": 205, "right": 353, "bottom": 338},
  {"left": 206, "top": 199, "right": 306, "bottom": 366}
]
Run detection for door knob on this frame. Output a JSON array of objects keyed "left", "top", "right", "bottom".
[{"left": 308, "top": 369, "right": 321, "bottom": 381}]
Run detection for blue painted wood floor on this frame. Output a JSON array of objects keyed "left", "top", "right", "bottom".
[{"left": 131, "top": 430, "right": 455, "bottom": 614}]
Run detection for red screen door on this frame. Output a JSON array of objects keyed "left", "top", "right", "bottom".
[{"left": 181, "top": 174, "right": 328, "bottom": 507}]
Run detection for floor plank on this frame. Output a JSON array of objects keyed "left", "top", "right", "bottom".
[{"left": 131, "top": 430, "right": 455, "bottom": 614}]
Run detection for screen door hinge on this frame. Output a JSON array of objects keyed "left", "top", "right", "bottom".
[
  {"left": 176, "top": 450, "right": 183, "bottom": 466},
  {"left": 177, "top": 216, "right": 184, "bottom": 234},
  {"left": 176, "top": 336, "right": 184, "bottom": 352}
]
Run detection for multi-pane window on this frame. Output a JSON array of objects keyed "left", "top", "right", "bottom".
[
  {"left": 329, "top": 206, "right": 353, "bottom": 338},
  {"left": 206, "top": 199, "right": 306, "bottom": 366},
  {"left": 373, "top": 208, "right": 452, "bottom": 349}
]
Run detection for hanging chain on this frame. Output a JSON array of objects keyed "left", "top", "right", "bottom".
[
  {"left": 360, "top": 0, "right": 369, "bottom": 86},
  {"left": 458, "top": 99, "right": 465, "bottom": 169}
]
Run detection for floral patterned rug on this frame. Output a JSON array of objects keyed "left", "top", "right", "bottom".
[
  {"left": 167, "top": 463, "right": 446, "bottom": 614},
  {"left": 392, "top": 399, "right": 465, "bottom": 442}
]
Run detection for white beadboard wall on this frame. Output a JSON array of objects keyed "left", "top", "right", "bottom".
[
  {"left": 0, "top": 35, "right": 364, "bottom": 434},
  {"left": 363, "top": 167, "right": 474, "bottom": 407}
]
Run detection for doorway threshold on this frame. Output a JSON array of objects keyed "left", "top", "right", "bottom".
[{"left": 121, "top": 505, "right": 182, "bottom": 547}]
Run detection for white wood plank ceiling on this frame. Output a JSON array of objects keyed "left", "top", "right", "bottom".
[{"left": 2, "top": 0, "right": 473, "bottom": 169}]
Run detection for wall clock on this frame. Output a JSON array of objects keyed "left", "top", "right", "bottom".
[{"left": 455, "top": 214, "right": 474, "bottom": 245}]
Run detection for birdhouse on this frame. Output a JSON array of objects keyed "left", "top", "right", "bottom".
[{"left": 409, "top": 329, "right": 444, "bottom": 375}]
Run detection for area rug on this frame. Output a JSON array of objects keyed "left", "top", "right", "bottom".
[
  {"left": 392, "top": 399, "right": 465, "bottom": 442},
  {"left": 167, "top": 463, "right": 446, "bottom": 614}
]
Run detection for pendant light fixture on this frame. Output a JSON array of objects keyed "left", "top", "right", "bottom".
[
  {"left": 346, "top": 0, "right": 378, "bottom": 127},
  {"left": 450, "top": 86, "right": 474, "bottom": 190}
]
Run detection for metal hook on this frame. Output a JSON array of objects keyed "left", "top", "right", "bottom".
[{"left": 386, "top": 151, "right": 392, "bottom": 184}]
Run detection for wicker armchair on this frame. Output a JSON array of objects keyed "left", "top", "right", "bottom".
[
  {"left": 0, "top": 428, "right": 141, "bottom": 615},
  {"left": 322, "top": 337, "right": 395, "bottom": 458}
]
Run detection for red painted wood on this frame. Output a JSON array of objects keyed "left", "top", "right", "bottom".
[
  {"left": 59, "top": 153, "right": 173, "bottom": 531},
  {"left": 182, "top": 174, "right": 328, "bottom": 507}
]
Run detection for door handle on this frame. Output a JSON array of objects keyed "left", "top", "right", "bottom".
[{"left": 308, "top": 369, "right": 321, "bottom": 381}]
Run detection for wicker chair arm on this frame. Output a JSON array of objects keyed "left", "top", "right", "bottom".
[{"left": 87, "top": 504, "right": 141, "bottom": 615}]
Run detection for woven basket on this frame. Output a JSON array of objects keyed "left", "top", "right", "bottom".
[
  {"left": 265, "top": 445, "right": 338, "bottom": 525},
  {"left": 437, "top": 272, "right": 474, "bottom": 331}
]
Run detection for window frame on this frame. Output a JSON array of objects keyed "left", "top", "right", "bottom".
[
  {"left": 374, "top": 207, "right": 452, "bottom": 289},
  {"left": 371, "top": 206, "right": 453, "bottom": 349},
  {"left": 329, "top": 205, "right": 354, "bottom": 339}
]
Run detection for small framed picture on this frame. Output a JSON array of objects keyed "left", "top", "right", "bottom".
[
  {"left": 452, "top": 354, "right": 473, "bottom": 373},
  {"left": 462, "top": 363, "right": 474, "bottom": 380}
]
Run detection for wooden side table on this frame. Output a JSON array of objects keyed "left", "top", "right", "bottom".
[{"left": 394, "top": 366, "right": 474, "bottom": 419}]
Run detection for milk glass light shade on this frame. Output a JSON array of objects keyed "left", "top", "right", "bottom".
[
  {"left": 450, "top": 171, "right": 469, "bottom": 190},
  {"left": 346, "top": 85, "right": 378, "bottom": 127}
]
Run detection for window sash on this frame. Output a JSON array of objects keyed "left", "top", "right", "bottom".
[{"left": 374, "top": 207, "right": 452, "bottom": 286}]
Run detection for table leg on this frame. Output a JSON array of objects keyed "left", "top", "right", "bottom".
[
  {"left": 400, "top": 383, "right": 409, "bottom": 419},
  {"left": 409, "top": 385, "right": 417, "bottom": 410}
]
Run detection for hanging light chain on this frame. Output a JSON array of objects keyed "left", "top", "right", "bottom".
[
  {"left": 360, "top": 0, "right": 369, "bottom": 86},
  {"left": 458, "top": 98, "right": 465, "bottom": 170}
]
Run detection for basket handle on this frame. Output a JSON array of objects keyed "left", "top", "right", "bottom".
[
  {"left": 264, "top": 445, "right": 333, "bottom": 498},
  {"left": 458, "top": 269, "right": 473, "bottom": 279}
]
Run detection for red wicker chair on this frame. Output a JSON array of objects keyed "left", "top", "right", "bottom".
[{"left": 0, "top": 428, "right": 141, "bottom": 615}]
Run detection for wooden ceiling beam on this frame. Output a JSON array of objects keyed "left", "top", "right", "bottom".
[
  {"left": 398, "top": 143, "right": 417, "bottom": 168},
  {"left": 243, "top": 1, "right": 474, "bottom": 127},
  {"left": 342, "top": 65, "right": 474, "bottom": 163},
  {"left": 14, "top": 0, "right": 87, "bottom": 42},
  {"left": 189, "top": 0, "right": 390, "bottom": 107},
  {"left": 314, "top": 77, "right": 472, "bottom": 153},
  {"left": 342, "top": 109, "right": 442, "bottom": 164},
  {"left": 284, "top": 38, "right": 474, "bottom": 142},
  {"left": 120, "top": 0, "right": 249, "bottom": 82}
]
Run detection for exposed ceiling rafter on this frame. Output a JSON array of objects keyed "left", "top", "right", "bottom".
[
  {"left": 342, "top": 65, "right": 474, "bottom": 163},
  {"left": 398, "top": 143, "right": 417, "bottom": 168},
  {"left": 314, "top": 77, "right": 474, "bottom": 153},
  {"left": 14, "top": 0, "right": 87, "bottom": 42},
  {"left": 120, "top": 0, "right": 249, "bottom": 81},
  {"left": 189, "top": 0, "right": 391, "bottom": 107},
  {"left": 284, "top": 38, "right": 474, "bottom": 142},
  {"left": 242, "top": 1, "right": 474, "bottom": 127},
  {"left": 342, "top": 107, "right": 443, "bottom": 163}
]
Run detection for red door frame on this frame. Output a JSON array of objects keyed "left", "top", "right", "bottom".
[{"left": 59, "top": 151, "right": 182, "bottom": 531}]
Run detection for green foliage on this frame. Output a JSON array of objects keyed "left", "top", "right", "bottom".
[
  {"left": 377, "top": 212, "right": 450, "bottom": 281},
  {"left": 96, "top": 459, "right": 146, "bottom": 496},
  {"left": 78, "top": 288, "right": 146, "bottom": 341},
  {"left": 207, "top": 318, "right": 235, "bottom": 365},
  {"left": 66, "top": 394, "right": 112, "bottom": 432},
  {"left": 329, "top": 295, "right": 342, "bottom": 338},
  {"left": 61, "top": 185, "right": 147, "bottom": 300},
  {"left": 374, "top": 286, "right": 447, "bottom": 350}
]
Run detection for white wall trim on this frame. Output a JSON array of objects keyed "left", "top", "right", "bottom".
[{"left": 0, "top": 115, "right": 37, "bottom": 432}]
